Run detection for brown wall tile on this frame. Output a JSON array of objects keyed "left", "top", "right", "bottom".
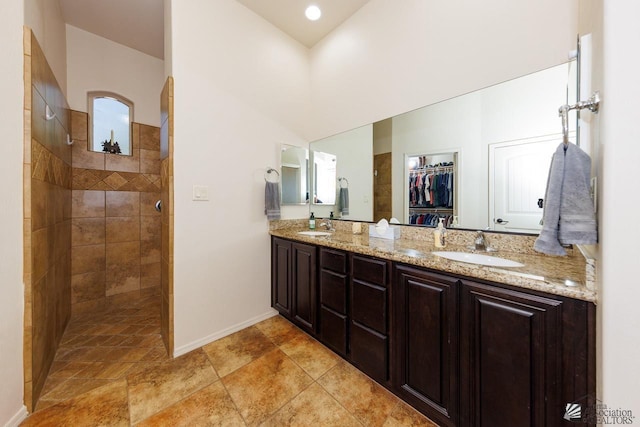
[
  {"left": 106, "top": 191, "right": 140, "bottom": 217},
  {"left": 71, "top": 244, "right": 105, "bottom": 275},
  {"left": 32, "top": 227, "right": 49, "bottom": 282},
  {"left": 105, "top": 151, "right": 140, "bottom": 173},
  {"left": 72, "top": 140, "right": 105, "bottom": 170},
  {"left": 71, "top": 271, "right": 106, "bottom": 304},
  {"left": 140, "top": 262, "right": 160, "bottom": 289},
  {"left": 140, "top": 149, "right": 160, "bottom": 174},
  {"left": 140, "top": 192, "right": 161, "bottom": 216},
  {"left": 72, "top": 218, "right": 105, "bottom": 246},
  {"left": 71, "top": 110, "right": 88, "bottom": 141},
  {"left": 72, "top": 190, "right": 105, "bottom": 218},
  {"left": 106, "top": 216, "right": 140, "bottom": 243},
  {"left": 106, "top": 241, "right": 140, "bottom": 296},
  {"left": 31, "top": 179, "right": 48, "bottom": 231},
  {"left": 141, "top": 216, "right": 161, "bottom": 242},
  {"left": 140, "top": 238, "right": 161, "bottom": 265},
  {"left": 139, "top": 124, "right": 160, "bottom": 151}
]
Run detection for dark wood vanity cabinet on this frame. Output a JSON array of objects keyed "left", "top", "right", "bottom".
[
  {"left": 350, "top": 254, "right": 391, "bottom": 384},
  {"left": 393, "top": 265, "right": 459, "bottom": 427},
  {"left": 271, "top": 237, "right": 595, "bottom": 427},
  {"left": 271, "top": 237, "right": 317, "bottom": 334},
  {"left": 319, "top": 248, "right": 349, "bottom": 356}
]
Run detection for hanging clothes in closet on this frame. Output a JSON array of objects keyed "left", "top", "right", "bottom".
[{"left": 408, "top": 166, "right": 454, "bottom": 209}]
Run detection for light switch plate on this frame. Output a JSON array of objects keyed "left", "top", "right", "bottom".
[{"left": 192, "top": 185, "right": 209, "bottom": 201}]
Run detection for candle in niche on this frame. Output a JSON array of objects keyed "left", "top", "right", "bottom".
[{"left": 110, "top": 129, "right": 114, "bottom": 145}]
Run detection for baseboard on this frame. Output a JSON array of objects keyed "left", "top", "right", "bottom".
[
  {"left": 173, "top": 309, "right": 278, "bottom": 357},
  {"left": 4, "top": 405, "right": 28, "bottom": 427}
]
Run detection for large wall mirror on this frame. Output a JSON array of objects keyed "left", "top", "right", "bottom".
[{"left": 309, "top": 60, "right": 578, "bottom": 234}]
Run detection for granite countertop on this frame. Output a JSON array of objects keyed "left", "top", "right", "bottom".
[{"left": 270, "top": 227, "right": 597, "bottom": 303}]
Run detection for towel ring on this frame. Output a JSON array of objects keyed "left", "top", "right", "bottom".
[
  {"left": 265, "top": 167, "right": 280, "bottom": 183},
  {"left": 338, "top": 177, "right": 349, "bottom": 188}
]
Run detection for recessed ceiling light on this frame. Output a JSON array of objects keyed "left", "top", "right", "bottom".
[{"left": 305, "top": 5, "right": 322, "bottom": 21}]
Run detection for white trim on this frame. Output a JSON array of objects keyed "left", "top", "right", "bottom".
[
  {"left": 4, "top": 405, "right": 28, "bottom": 427},
  {"left": 173, "top": 309, "right": 279, "bottom": 357}
]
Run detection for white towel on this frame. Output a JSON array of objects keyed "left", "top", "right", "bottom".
[
  {"left": 264, "top": 181, "right": 281, "bottom": 220},
  {"left": 534, "top": 143, "right": 597, "bottom": 255}
]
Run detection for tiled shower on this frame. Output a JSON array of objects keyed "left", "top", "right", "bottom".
[{"left": 22, "top": 28, "right": 166, "bottom": 410}]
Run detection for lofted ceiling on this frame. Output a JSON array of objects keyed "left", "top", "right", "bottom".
[{"left": 58, "top": 0, "right": 371, "bottom": 59}]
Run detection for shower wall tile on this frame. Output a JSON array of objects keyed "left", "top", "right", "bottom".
[
  {"left": 72, "top": 141, "right": 105, "bottom": 170},
  {"left": 71, "top": 244, "right": 106, "bottom": 276},
  {"left": 106, "top": 241, "right": 141, "bottom": 296},
  {"left": 139, "top": 124, "right": 161, "bottom": 151},
  {"left": 140, "top": 192, "right": 161, "bottom": 216},
  {"left": 68, "top": 111, "right": 161, "bottom": 312},
  {"left": 106, "top": 217, "right": 140, "bottom": 243},
  {"left": 141, "top": 262, "right": 161, "bottom": 289},
  {"left": 106, "top": 191, "right": 140, "bottom": 217},
  {"left": 71, "top": 271, "right": 106, "bottom": 304},
  {"left": 72, "top": 190, "right": 105, "bottom": 218},
  {"left": 105, "top": 149, "right": 140, "bottom": 173},
  {"left": 72, "top": 218, "right": 105, "bottom": 246},
  {"left": 141, "top": 238, "right": 161, "bottom": 265},
  {"left": 24, "top": 29, "right": 73, "bottom": 411},
  {"left": 141, "top": 216, "right": 161, "bottom": 242}
]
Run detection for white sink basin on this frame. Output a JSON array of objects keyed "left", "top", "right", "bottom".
[
  {"left": 432, "top": 251, "right": 524, "bottom": 268},
  {"left": 297, "top": 231, "right": 333, "bottom": 237}
]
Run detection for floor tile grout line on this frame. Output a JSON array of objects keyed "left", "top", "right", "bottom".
[{"left": 218, "top": 374, "right": 249, "bottom": 426}]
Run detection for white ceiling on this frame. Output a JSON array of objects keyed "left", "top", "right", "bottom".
[{"left": 58, "top": 0, "right": 370, "bottom": 59}]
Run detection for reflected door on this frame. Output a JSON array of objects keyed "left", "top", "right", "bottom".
[{"left": 489, "top": 136, "right": 561, "bottom": 233}]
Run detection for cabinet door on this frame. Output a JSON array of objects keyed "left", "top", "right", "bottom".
[
  {"left": 460, "top": 281, "right": 562, "bottom": 427},
  {"left": 394, "top": 265, "right": 458, "bottom": 427},
  {"left": 271, "top": 237, "right": 292, "bottom": 317},
  {"left": 291, "top": 242, "right": 317, "bottom": 334}
]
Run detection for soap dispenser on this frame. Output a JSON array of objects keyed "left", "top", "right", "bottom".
[
  {"left": 309, "top": 212, "right": 316, "bottom": 230},
  {"left": 434, "top": 217, "right": 447, "bottom": 248}
]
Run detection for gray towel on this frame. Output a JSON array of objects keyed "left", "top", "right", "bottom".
[
  {"left": 264, "top": 181, "right": 281, "bottom": 220},
  {"left": 338, "top": 187, "right": 349, "bottom": 216},
  {"left": 534, "top": 143, "right": 597, "bottom": 255}
]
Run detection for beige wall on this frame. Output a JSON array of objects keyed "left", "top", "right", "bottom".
[
  {"left": 0, "top": 0, "right": 26, "bottom": 423},
  {"left": 66, "top": 25, "right": 165, "bottom": 127},
  {"left": 309, "top": 0, "right": 579, "bottom": 140},
  {"left": 170, "top": 0, "right": 310, "bottom": 354}
]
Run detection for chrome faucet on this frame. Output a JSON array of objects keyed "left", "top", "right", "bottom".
[
  {"left": 319, "top": 219, "right": 334, "bottom": 231},
  {"left": 474, "top": 231, "right": 488, "bottom": 251}
]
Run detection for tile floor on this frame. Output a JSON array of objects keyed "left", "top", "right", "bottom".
[{"left": 22, "top": 294, "right": 438, "bottom": 426}]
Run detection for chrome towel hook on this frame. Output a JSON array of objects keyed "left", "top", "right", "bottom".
[{"left": 559, "top": 91, "right": 600, "bottom": 145}]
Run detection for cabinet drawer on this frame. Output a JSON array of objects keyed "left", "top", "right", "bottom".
[
  {"left": 320, "top": 270, "right": 348, "bottom": 314},
  {"left": 351, "top": 321, "right": 388, "bottom": 382},
  {"left": 320, "top": 306, "right": 348, "bottom": 356},
  {"left": 352, "top": 280, "right": 387, "bottom": 334},
  {"left": 352, "top": 255, "right": 387, "bottom": 287},
  {"left": 320, "top": 248, "right": 348, "bottom": 274}
]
